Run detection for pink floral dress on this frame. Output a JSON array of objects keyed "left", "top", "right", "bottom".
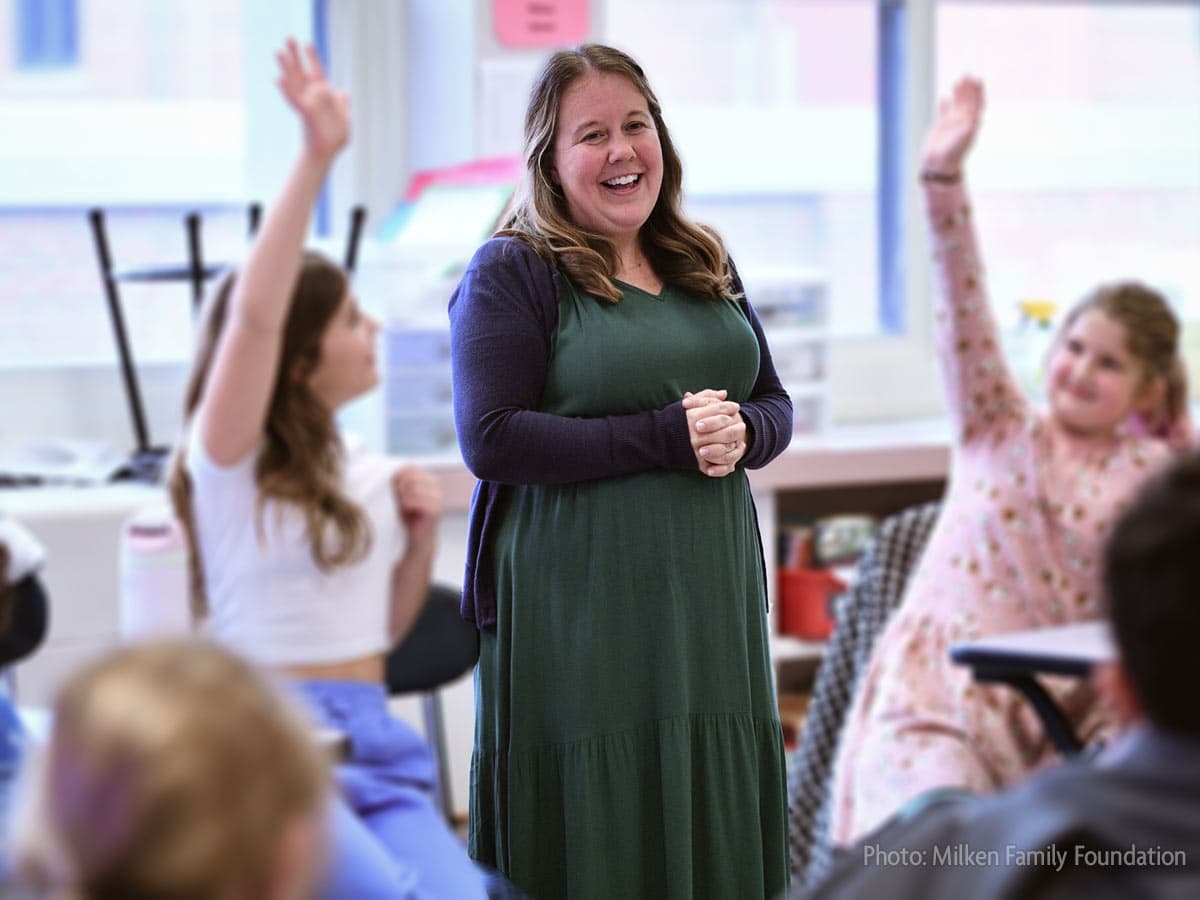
[{"left": 829, "top": 180, "right": 1174, "bottom": 844}]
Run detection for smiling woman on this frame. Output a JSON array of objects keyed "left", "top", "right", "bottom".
[{"left": 450, "top": 42, "right": 792, "bottom": 900}]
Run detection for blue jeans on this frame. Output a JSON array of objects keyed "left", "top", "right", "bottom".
[
  {"left": 297, "top": 680, "right": 486, "bottom": 900},
  {"left": 0, "top": 696, "right": 27, "bottom": 881}
]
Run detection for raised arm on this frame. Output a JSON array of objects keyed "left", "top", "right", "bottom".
[
  {"left": 922, "top": 77, "right": 1025, "bottom": 442},
  {"left": 195, "top": 41, "right": 350, "bottom": 465},
  {"left": 922, "top": 76, "right": 983, "bottom": 181},
  {"left": 449, "top": 238, "right": 699, "bottom": 485}
]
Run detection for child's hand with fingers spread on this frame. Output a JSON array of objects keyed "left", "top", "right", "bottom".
[
  {"left": 921, "top": 75, "right": 984, "bottom": 178},
  {"left": 275, "top": 38, "right": 350, "bottom": 162},
  {"left": 683, "top": 389, "right": 748, "bottom": 477}
]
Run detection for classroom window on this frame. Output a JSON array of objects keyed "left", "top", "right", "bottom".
[
  {"left": 0, "top": 0, "right": 316, "bottom": 374},
  {"left": 4, "top": 1, "right": 1197, "bottom": 443},
  {"left": 14, "top": 0, "right": 80, "bottom": 70},
  {"left": 606, "top": 0, "right": 890, "bottom": 339},
  {"left": 605, "top": 0, "right": 1200, "bottom": 421}
]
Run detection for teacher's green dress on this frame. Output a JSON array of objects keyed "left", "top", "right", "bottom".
[{"left": 470, "top": 278, "right": 789, "bottom": 900}]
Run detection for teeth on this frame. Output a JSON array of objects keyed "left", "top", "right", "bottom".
[{"left": 604, "top": 174, "right": 638, "bottom": 186}]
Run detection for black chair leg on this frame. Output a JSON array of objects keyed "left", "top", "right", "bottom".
[
  {"left": 185, "top": 212, "right": 205, "bottom": 312},
  {"left": 974, "top": 668, "right": 1084, "bottom": 756},
  {"left": 344, "top": 205, "right": 367, "bottom": 274}
]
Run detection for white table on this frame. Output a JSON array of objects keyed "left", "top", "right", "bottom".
[{"left": 950, "top": 621, "right": 1116, "bottom": 756}]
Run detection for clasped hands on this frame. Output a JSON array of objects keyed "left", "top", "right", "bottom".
[{"left": 683, "top": 389, "right": 747, "bottom": 478}]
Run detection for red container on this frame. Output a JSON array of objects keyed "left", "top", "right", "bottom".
[{"left": 778, "top": 567, "right": 846, "bottom": 640}]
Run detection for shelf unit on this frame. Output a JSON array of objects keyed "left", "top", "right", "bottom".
[{"left": 742, "top": 265, "right": 830, "bottom": 436}]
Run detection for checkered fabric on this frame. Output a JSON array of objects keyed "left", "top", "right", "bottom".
[{"left": 786, "top": 501, "right": 942, "bottom": 889}]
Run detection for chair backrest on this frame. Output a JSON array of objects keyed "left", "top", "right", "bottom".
[
  {"left": 385, "top": 583, "right": 478, "bottom": 825},
  {"left": 0, "top": 576, "right": 49, "bottom": 670},
  {"left": 787, "top": 500, "right": 942, "bottom": 889},
  {"left": 343, "top": 205, "right": 367, "bottom": 274},
  {"left": 385, "top": 583, "right": 478, "bottom": 694}
]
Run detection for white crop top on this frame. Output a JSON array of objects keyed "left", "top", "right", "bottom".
[{"left": 184, "top": 427, "right": 403, "bottom": 667}]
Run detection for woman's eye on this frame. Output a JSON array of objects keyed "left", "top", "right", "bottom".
[
  {"left": 583, "top": 131, "right": 603, "bottom": 143},
  {"left": 1065, "top": 339, "right": 1083, "bottom": 354},
  {"left": 627, "top": 121, "right": 646, "bottom": 132}
]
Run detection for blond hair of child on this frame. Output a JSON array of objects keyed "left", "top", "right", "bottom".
[{"left": 14, "top": 638, "right": 329, "bottom": 900}]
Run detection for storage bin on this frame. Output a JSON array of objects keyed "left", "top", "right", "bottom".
[{"left": 778, "top": 567, "right": 846, "bottom": 640}]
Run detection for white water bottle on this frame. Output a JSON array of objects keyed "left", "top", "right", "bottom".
[{"left": 119, "top": 503, "right": 192, "bottom": 639}]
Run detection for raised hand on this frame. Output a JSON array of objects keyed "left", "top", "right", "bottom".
[
  {"left": 275, "top": 38, "right": 350, "bottom": 162},
  {"left": 683, "top": 389, "right": 747, "bottom": 478},
  {"left": 921, "top": 76, "right": 984, "bottom": 177}
]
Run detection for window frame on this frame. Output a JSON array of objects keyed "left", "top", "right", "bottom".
[{"left": 830, "top": 0, "right": 942, "bottom": 422}]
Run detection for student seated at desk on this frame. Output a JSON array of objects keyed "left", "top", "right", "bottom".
[
  {"left": 11, "top": 638, "right": 330, "bottom": 900},
  {"left": 829, "top": 74, "right": 1191, "bottom": 846},
  {"left": 805, "top": 451, "right": 1200, "bottom": 899}
]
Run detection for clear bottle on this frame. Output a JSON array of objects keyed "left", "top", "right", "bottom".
[{"left": 1009, "top": 298, "right": 1057, "bottom": 404}]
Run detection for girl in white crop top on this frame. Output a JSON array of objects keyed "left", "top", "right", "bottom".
[{"left": 167, "top": 40, "right": 485, "bottom": 900}]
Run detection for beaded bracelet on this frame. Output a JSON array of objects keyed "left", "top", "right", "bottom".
[{"left": 919, "top": 169, "right": 962, "bottom": 185}]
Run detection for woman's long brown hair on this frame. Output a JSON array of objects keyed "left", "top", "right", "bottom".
[{"left": 167, "top": 252, "right": 370, "bottom": 621}]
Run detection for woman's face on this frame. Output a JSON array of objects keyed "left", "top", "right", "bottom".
[
  {"left": 551, "top": 70, "right": 663, "bottom": 248},
  {"left": 304, "top": 290, "right": 380, "bottom": 410}
]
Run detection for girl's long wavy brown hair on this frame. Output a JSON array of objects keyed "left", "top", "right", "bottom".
[
  {"left": 167, "top": 252, "right": 370, "bottom": 621},
  {"left": 498, "top": 43, "right": 737, "bottom": 303}
]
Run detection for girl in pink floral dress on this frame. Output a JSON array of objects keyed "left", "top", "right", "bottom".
[{"left": 830, "top": 76, "right": 1192, "bottom": 845}]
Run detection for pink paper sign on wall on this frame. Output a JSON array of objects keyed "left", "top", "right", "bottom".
[{"left": 494, "top": 0, "right": 589, "bottom": 48}]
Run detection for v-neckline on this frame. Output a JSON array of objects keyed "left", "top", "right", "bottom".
[{"left": 614, "top": 278, "right": 666, "bottom": 301}]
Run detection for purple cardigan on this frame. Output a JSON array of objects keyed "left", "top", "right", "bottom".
[{"left": 448, "top": 236, "right": 793, "bottom": 627}]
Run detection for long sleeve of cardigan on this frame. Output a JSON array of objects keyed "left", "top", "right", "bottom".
[
  {"left": 450, "top": 237, "right": 792, "bottom": 483},
  {"left": 728, "top": 261, "right": 793, "bottom": 468},
  {"left": 449, "top": 236, "right": 793, "bottom": 626},
  {"left": 449, "top": 237, "right": 700, "bottom": 485}
]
